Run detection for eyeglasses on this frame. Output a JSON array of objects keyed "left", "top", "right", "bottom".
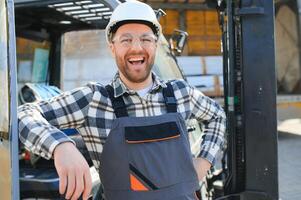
[{"left": 112, "top": 33, "right": 157, "bottom": 48}]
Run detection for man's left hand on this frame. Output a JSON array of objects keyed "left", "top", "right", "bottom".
[{"left": 193, "top": 157, "right": 211, "bottom": 181}]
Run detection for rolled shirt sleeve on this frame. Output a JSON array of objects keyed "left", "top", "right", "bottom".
[
  {"left": 18, "top": 85, "right": 94, "bottom": 159},
  {"left": 189, "top": 85, "right": 226, "bottom": 165}
]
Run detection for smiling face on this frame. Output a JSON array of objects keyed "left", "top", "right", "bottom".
[{"left": 109, "top": 23, "right": 157, "bottom": 89}]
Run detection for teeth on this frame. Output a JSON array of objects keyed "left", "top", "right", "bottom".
[{"left": 129, "top": 57, "right": 144, "bottom": 62}]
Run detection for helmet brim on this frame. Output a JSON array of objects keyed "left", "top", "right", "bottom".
[{"left": 108, "top": 20, "right": 160, "bottom": 41}]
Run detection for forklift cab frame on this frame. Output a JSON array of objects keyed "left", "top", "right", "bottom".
[{"left": 0, "top": 0, "right": 19, "bottom": 199}]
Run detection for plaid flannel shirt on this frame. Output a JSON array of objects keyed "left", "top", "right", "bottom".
[{"left": 18, "top": 72, "right": 226, "bottom": 171}]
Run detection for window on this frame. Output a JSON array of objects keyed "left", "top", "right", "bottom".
[{"left": 16, "top": 38, "right": 51, "bottom": 92}]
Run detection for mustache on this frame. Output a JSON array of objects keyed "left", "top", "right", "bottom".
[
  {"left": 126, "top": 53, "right": 146, "bottom": 57},
  {"left": 125, "top": 50, "right": 147, "bottom": 57}
]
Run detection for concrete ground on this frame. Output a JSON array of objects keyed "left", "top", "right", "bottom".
[{"left": 278, "top": 119, "right": 301, "bottom": 200}]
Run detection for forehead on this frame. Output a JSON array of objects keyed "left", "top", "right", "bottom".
[{"left": 114, "top": 23, "right": 153, "bottom": 36}]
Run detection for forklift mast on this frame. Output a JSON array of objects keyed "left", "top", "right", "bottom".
[{"left": 221, "top": 0, "right": 278, "bottom": 199}]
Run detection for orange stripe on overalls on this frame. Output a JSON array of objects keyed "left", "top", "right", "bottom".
[{"left": 130, "top": 174, "right": 149, "bottom": 191}]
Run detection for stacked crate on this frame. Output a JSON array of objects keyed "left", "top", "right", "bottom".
[
  {"left": 177, "top": 56, "right": 223, "bottom": 97},
  {"left": 159, "top": 9, "right": 179, "bottom": 35},
  {"left": 186, "top": 10, "right": 221, "bottom": 55}
]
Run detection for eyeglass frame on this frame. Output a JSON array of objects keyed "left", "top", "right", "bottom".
[{"left": 111, "top": 33, "right": 158, "bottom": 49}]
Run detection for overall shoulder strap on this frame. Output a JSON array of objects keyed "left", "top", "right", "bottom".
[
  {"left": 105, "top": 85, "right": 128, "bottom": 118},
  {"left": 162, "top": 82, "right": 177, "bottom": 113}
]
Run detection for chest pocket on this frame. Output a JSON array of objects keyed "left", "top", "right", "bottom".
[{"left": 125, "top": 121, "right": 196, "bottom": 191}]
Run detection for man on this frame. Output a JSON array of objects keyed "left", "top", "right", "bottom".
[{"left": 18, "top": 1, "right": 225, "bottom": 200}]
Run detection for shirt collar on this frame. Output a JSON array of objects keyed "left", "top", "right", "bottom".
[{"left": 111, "top": 72, "right": 167, "bottom": 98}]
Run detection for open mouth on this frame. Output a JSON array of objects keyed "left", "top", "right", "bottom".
[{"left": 128, "top": 57, "right": 146, "bottom": 65}]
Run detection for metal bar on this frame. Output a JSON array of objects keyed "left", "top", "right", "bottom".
[
  {"left": 50, "top": 1, "right": 110, "bottom": 23},
  {"left": 235, "top": 7, "right": 265, "bottom": 16},
  {"left": 66, "top": 7, "right": 110, "bottom": 18},
  {"left": 147, "top": 2, "right": 213, "bottom": 10},
  {"left": 179, "top": 9, "right": 186, "bottom": 31},
  {"left": 240, "top": 0, "right": 278, "bottom": 198},
  {"left": 102, "top": 0, "right": 120, "bottom": 9},
  {"left": 51, "top": 2, "right": 74, "bottom": 7},
  {"left": 296, "top": 0, "right": 301, "bottom": 98},
  {"left": 223, "top": 0, "right": 240, "bottom": 195},
  {"left": 7, "top": 0, "right": 20, "bottom": 199},
  {"left": 15, "top": 0, "right": 75, "bottom": 7}
]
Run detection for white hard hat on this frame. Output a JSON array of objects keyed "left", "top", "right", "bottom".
[{"left": 105, "top": 1, "right": 162, "bottom": 43}]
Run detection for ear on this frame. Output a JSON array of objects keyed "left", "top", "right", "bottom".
[{"left": 109, "top": 43, "right": 116, "bottom": 58}]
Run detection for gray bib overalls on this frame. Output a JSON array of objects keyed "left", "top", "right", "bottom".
[{"left": 99, "top": 83, "right": 199, "bottom": 200}]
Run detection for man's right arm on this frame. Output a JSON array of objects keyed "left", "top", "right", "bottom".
[
  {"left": 18, "top": 85, "right": 94, "bottom": 159},
  {"left": 18, "top": 85, "right": 95, "bottom": 200}
]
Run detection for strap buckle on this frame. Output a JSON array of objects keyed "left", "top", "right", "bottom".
[{"left": 165, "top": 97, "right": 177, "bottom": 105}]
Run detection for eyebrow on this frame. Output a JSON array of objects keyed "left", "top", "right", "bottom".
[{"left": 118, "top": 32, "right": 155, "bottom": 38}]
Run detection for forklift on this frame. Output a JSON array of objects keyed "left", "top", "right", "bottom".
[
  {"left": 218, "top": 0, "right": 278, "bottom": 199},
  {"left": 0, "top": 0, "right": 278, "bottom": 199}
]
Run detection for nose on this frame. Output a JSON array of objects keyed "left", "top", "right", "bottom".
[{"left": 129, "top": 38, "right": 144, "bottom": 51}]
